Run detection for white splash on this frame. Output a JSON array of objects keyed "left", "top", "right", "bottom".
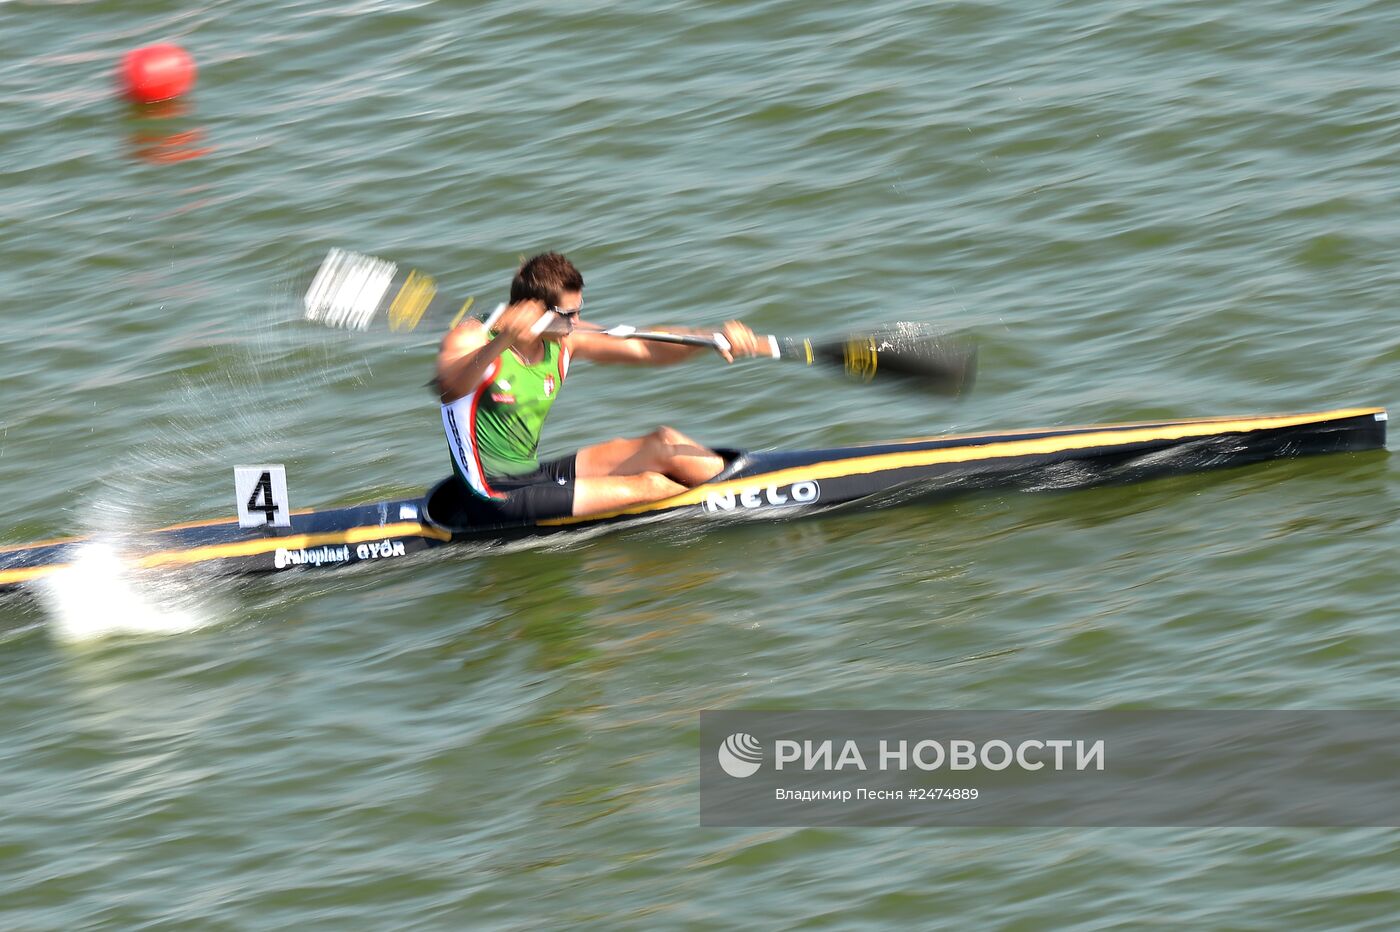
[{"left": 37, "top": 542, "right": 218, "bottom": 643}]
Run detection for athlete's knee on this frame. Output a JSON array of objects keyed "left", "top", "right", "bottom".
[
  {"left": 647, "top": 425, "right": 697, "bottom": 453},
  {"left": 648, "top": 425, "right": 683, "bottom": 444}
]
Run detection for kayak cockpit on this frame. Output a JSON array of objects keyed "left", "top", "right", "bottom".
[
  {"left": 422, "top": 449, "right": 749, "bottom": 532},
  {"left": 421, "top": 476, "right": 476, "bottom": 531}
]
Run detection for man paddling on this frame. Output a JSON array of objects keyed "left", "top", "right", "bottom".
[{"left": 435, "top": 252, "right": 763, "bottom": 521}]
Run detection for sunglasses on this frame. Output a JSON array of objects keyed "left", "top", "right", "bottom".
[{"left": 549, "top": 297, "right": 583, "bottom": 319}]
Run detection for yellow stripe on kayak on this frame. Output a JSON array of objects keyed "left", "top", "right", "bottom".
[
  {"left": 0, "top": 522, "right": 451, "bottom": 584},
  {"left": 538, "top": 408, "right": 1384, "bottom": 526},
  {"left": 0, "top": 565, "right": 67, "bottom": 586},
  {"left": 837, "top": 407, "right": 1383, "bottom": 449},
  {"left": 0, "top": 535, "right": 82, "bottom": 552}
]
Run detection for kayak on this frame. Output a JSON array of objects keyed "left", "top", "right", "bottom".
[{"left": 0, "top": 407, "right": 1385, "bottom": 596}]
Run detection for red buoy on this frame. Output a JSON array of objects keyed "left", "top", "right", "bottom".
[{"left": 119, "top": 44, "right": 197, "bottom": 104}]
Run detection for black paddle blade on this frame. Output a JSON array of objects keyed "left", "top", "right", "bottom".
[
  {"left": 780, "top": 324, "right": 977, "bottom": 395},
  {"left": 303, "top": 249, "right": 473, "bottom": 332}
]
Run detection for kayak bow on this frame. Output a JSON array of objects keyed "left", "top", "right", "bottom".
[{"left": 0, "top": 407, "right": 1385, "bottom": 596}]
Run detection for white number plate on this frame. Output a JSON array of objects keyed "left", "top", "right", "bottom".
[{"left": 235, "top": 465, "right": 291, "bottom": 528}]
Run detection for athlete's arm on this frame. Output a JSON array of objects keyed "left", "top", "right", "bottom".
[
  {"left": 435, "top": 301, "right": 548, "bottom": 403},
  {"left": 565, "top": 320, "right": 762, "bottom": 365}
]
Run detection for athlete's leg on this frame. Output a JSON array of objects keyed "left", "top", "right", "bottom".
[
  {"left": 571, "top": 471, "right": 686, "bottom": 516},
  {"left": 575, "top": 426, "right": 723, "bottom": 485},
  {"left": 572, "top": 436, "right": 644, "bottom": 476}
]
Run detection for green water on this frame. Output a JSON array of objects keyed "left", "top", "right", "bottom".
[{"left": 2, "top": 0, "right": 1397, "bottom": 927}]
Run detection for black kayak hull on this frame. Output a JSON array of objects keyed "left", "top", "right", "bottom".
[{"left": 0, "top": 408, "right": 1386, "bottom": 596}]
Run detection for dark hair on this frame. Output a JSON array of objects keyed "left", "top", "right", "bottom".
[{"left": 509, "top": 252, "right": 583, "bottom": 308}]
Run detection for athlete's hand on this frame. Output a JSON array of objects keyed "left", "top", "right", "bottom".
[
  {"left": 496, "top": 299, "right": 550, "bottom": 343},
  {"left": 715, "top": 320, "right": 762, "bottom": 363}
]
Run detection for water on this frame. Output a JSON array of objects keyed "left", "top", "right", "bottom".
[{"left": 2, "top": 0, "right": 1398, "bottom": 927}]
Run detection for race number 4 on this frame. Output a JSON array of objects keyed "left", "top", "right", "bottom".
[{"left": 235, "top": 465, "right": 291, "bottom": 528}]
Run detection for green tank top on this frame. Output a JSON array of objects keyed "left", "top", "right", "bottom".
[{"left": 468, "top": 336, "right": 568, "bottom": 478}]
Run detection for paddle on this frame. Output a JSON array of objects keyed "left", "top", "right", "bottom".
[
  {"left": 303, "top": 249, "right": 977, "bottom": 395},
  {"left": 568, "top": 322, "right": 977, "bottom": 395}
]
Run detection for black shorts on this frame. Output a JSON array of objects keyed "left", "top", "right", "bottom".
[{"left": 466, "top": 454, "right": 577, "bottom": 524}]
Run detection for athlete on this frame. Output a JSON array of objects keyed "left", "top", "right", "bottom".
[{"left": 435, "top": 253, "right": 763, "bottom": 521}]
